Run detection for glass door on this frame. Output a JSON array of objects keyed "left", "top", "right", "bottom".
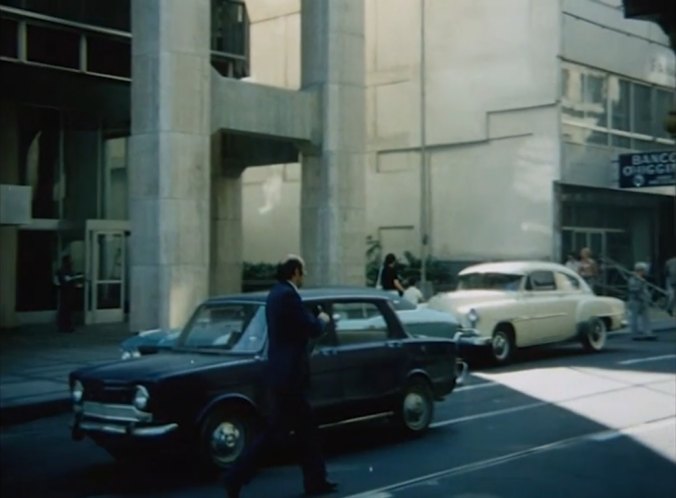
[{"left": 85, "top": 220, "right": 129, "bottom": 324}]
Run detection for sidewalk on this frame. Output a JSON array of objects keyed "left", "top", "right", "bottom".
[
  {"left": 0, "top": 311, "right": 674, "bottom": 427},
  {"left": 0, "top": 321, "right": 131, "bottom": 426}
]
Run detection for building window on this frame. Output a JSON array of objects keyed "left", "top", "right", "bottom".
[{"left": 562, "top": 63, "right": 675, "bottom": 151}]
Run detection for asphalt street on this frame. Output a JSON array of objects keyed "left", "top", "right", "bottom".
[{"left": 1, "top": 330, "right": 675, "bottom": 498}]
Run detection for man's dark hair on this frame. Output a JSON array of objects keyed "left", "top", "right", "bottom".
[
  {"left": 276, "top": 255, "right": 304, "bottom": 282},
  {"left": 384, "top": 253, "right": 396, "bottom": 266}
]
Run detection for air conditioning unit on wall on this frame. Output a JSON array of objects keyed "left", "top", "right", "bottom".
[{"left": 0, "top": 185, "right": 32, "bottom": 226}]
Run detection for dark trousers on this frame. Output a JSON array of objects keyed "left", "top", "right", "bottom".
[
  {"left": 226, "top": 388, "right": 327, "bottom": 490},
  {"left": 57, "top": 289, "right": 74, "bottom": 332}
]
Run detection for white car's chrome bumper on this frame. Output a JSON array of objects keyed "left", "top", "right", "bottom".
[{"left": 453, "top": 329, "right": 492, "bottom": 346}]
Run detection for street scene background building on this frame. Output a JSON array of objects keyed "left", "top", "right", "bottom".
[{"left": 0, "top": 0, "right": 674, "bottom": 331}]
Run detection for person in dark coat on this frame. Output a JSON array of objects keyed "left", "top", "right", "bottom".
[
  {"left": 55, "top": 255, "right": 79, "bottom": 333},
  {"left": 378, "top": 253, "right": 405, "bottom": 296},
  {"left": 224, "top": 255, "right": 338, "bottom": 498}
]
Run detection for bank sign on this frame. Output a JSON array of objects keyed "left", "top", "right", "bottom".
[{"left": 618, "top": 150, "right": 675, "bottom": 188}]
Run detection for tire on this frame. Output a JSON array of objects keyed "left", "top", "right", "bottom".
[
  {"left": 491, "top": 327, "right": 515, "bottom": 365},
  {"left": 395, "top": 379, "right": 434, "bottom": 435},
  {"left": 200, "top": 405, "right": 256, "bottom": 470},
  {"left": 581, "top": 317, "right": 607, "bottom": 352}
]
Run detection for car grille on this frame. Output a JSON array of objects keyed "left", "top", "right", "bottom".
[{"left": 83, "top": 383, "right": 134, "bottom": 404}]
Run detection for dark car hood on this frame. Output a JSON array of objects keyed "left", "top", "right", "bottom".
[{"left": 73, "top": 350, "right": 259, "bottom": 384}]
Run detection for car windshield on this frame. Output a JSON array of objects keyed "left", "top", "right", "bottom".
[
  {"left": 176, "top": 302, "right": 266, "bottom": 354},
  {"left": 389, "top": 296, "right": 417, "bottom": 310},
  {"left": 457, "top": 272, "right": 523, "bottom": 291}
]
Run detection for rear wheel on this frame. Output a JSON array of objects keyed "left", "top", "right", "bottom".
[
  {"left": 395, "top": 378, "right": 434, "bottom": 435},
  {"left": 581, "top": 317, "right": 607, "bottom": 352},
  {"left": 200, "top": 405, "right": 257, "bottom": 470},
  {"left": 491, "top": 327, "right": 515, "bottom": 365}
]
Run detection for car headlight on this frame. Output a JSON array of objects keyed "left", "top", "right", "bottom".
[
  {"left": 466, "top": 308, "right": 480, "bottom": 328},
  {"left": 133, "top": 385, "right": 150, "bottom": 411},
  {"left": 71, "top": 380, "right": 84, "bottom": 404},
  {"left": 121, "top": 349, "right": 141, "bottom": 360}
]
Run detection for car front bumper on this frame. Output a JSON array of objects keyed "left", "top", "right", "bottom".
[
  {"left": 72, "top": 401, "right": 178, "bottom": 440},
  {"left": 453, "top": 329, "right": 492, "bottom": 347}
]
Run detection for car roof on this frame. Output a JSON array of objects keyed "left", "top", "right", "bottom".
[
  {"left": 205, "top": 286, "right": 402, "bottom": 305},
  {"left": 458, "top": 260, "right": 573, "bottom": 276}
]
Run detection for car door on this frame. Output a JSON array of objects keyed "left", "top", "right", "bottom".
[
  {"left": 552, "top": 270, "right": 585, "bottom": 340},
  {"left": 521, "top": 270, "right": 570, "bottom": 345},
  {"left": 330, "top": 299, "right": 407, "bottom": 419},
  {"left": 304, "top": 300, "right": 344, "bottom": 421}
]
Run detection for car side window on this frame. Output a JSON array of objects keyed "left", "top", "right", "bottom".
[
  {"left": 554, "top": 271, "right": 580, "bottom": 291},
  {"left": 526, "top": 271, "right": 556, "bottom": 291},
  {"left": 333, "top": 301, "right": 389, "bottom": 346}
]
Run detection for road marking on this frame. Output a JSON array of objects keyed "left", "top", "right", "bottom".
[
  {"left": 343, "top": 417, "right": 675, "bottom": 498},
  {"left": 430, "top": 401, "right": 545, "bottom": 428},
  {"left": 618, "top": 354, "right": 676, "bottom": 366},
  {"left": 454, "top": 381, "right": 499, "bottom": 393}
]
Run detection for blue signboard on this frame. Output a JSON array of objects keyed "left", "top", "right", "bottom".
[{"left": 618, "top": 150, "right": 676, "bottom": 188}]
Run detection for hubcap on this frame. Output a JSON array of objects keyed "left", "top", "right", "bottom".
[
  {"left": 589, "top": 320, "right": 606, "bottom": 347},
  {"left": 210, "top": 421, "right": 244, "bottom": 464},
  {"left": 493, "top": 333, "right": 509, "bottom": 360},
  {"left": 403, "top": 391, "right": 429, "bottom": 431}
]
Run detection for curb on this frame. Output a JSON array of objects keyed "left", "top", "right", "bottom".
[{"left": 0, "top": 396, "right": 71, "bottom": 427}]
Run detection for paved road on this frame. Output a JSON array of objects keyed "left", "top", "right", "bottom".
[{"left": 2, "top": 331, "right": 675, "bottom": 498}]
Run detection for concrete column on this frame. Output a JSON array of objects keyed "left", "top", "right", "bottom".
[
  {"left": 0, "top": 101, "right": 19, "bottom": 329},
  {"left": 210, "top": 133, "right": 243, "bottom": 295},
  {"left": 300, "top": 0, "right": 367, "bottom": 285},
  {"left": 129, "top": 0, "right": 211, "bottom": 331}
]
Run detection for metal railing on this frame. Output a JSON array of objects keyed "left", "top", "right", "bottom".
[{"left": 597, "top": 256, "right": 669, "bottom": 307}]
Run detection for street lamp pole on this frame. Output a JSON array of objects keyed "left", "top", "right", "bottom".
[{"left": 419, "top": 0, "right": 429, "bottom": 293}]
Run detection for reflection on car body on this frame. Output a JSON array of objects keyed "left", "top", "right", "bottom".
[
  {"left": 427, "top": 261, "right": 626, "bottom": 364},
  {"left": 71, "top": 288, "right": 466, "bottom": 470}
]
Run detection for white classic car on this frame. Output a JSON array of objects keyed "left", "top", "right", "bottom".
[{"left": 426, "top": 261, "right": 626, "bottom": 364}]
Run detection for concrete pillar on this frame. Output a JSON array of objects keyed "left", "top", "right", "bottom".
[
  {"left": 129, "top": 0, "right": 211, "bottom": 331},
  {"left": 210, "top": 133, "right": 243, "bottom": 295},
  {"left": 300, "top": 0, "right": 367, "bottom": 285},
  {"left": 0, "top": 101, "right": 19, "bottom": 329}
]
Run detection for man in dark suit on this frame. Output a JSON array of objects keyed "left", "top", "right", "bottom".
[{"left": 224, "top": 255, "right": 338, "bottom": 498}]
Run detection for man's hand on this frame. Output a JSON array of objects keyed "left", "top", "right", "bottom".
[{"left": 317, "top": 312, "right": 330, "bottom": 324}]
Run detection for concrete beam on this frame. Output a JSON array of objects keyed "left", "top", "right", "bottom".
[{"left": 211, "top": 71, "right": 320, "bottom": 147}]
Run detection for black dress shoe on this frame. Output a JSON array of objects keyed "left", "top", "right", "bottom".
[{"left": 305, "top": 480, "right": 338, "bottom": 496}]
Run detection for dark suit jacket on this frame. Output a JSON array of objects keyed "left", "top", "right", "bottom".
[{"left": 266, "top": 281, "right": 325, "bottom": 391}]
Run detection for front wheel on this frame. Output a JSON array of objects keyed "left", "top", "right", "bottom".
[
  {"left": 581, "top": 317, "right": 607, "bottom": 352},
  {"left": 395, "top": 379, "right": 434, "bottom": 435},
  {"left": 491, "top": 327, "right": 515, "bottom": 365},
  {"left": 199, "top": 406, "right": 257, "bottom": 470}
]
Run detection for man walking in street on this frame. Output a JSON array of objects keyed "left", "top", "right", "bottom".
[{"left": 224, "top": 255, "right": 338, "bottom": 498}]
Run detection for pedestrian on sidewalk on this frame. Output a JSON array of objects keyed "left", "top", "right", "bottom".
[
  {"left": 403, "top": 276, "right": 424, "bottom": 305},
  {"left": 578, "top": 247, "right": 599, "bottom": 293},
  {"left": 665, "top": 255, "right": 676, "bottom": 317},
  {"left": 377, "top": 253, "right": 406, "bottom": 296},
  {"left": 224, "top": 255, "right": 338, "bottom": 498},
  {"left": 628, "top": 262, "right": 656, "bottom": 341},
  {"left": 54, "top": 255, "right": 81, "bottom": 333}
]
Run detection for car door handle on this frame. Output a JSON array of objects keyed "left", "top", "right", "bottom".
[{"left": 387, "top": 341, "right": 403, "bottom": 348}]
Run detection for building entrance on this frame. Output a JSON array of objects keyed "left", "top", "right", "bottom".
[{"left": 84, "top": 220, "right": 129, "bottom": 324}]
